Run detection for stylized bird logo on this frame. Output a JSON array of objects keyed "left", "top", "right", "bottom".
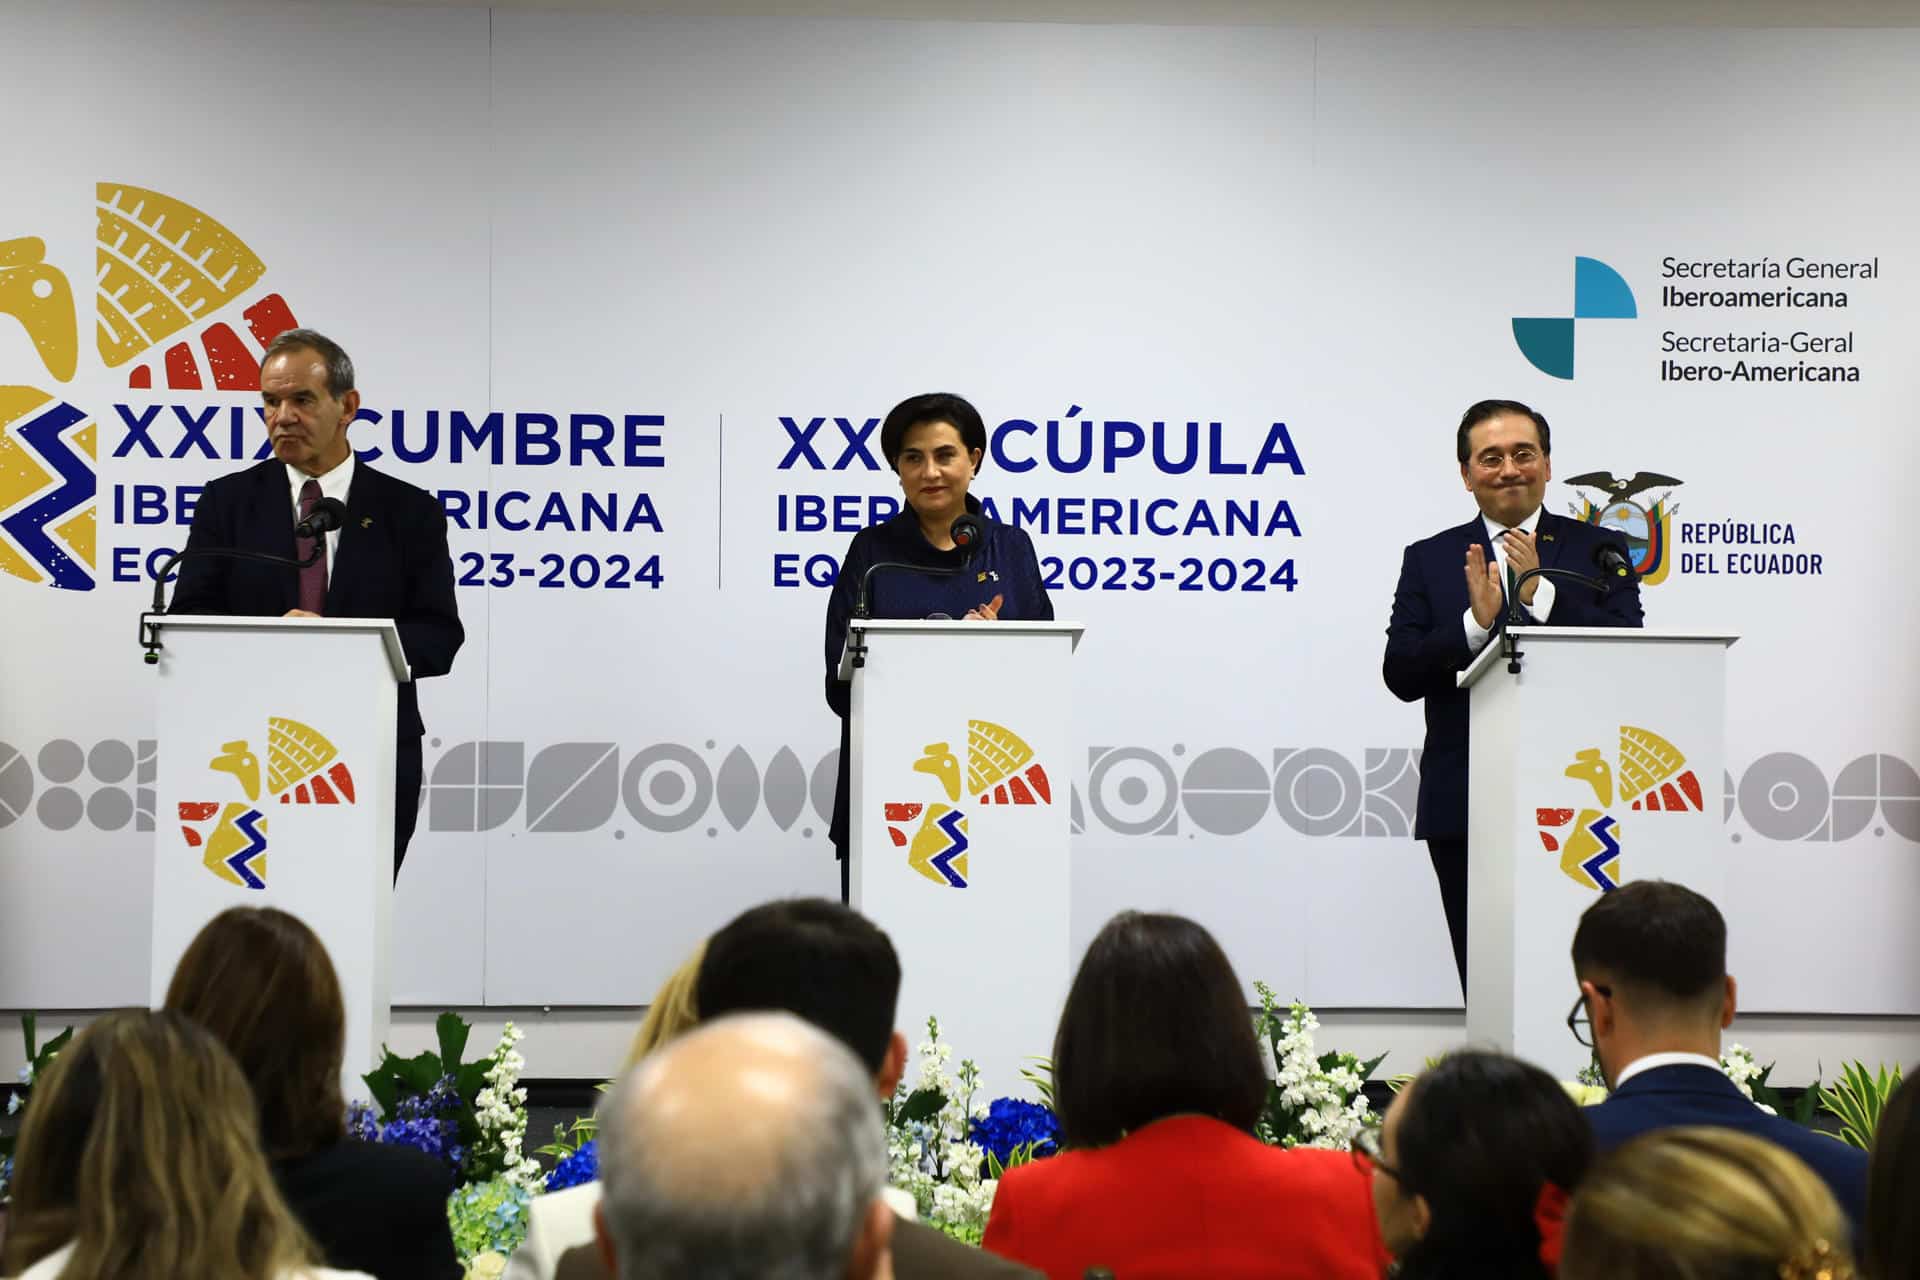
[{"left": 1564, "top": 471, "right": 1684, "bottom": 502}]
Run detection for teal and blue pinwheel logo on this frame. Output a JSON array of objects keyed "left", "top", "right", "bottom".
[{"left": 1512, "top": 257, "right": 1637, "bottom": 380}]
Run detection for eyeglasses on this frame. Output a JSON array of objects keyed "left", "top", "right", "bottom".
[
  {"left": 1567, "top": 984, "right": 1611, "bottom": 1048},
  {"left": 1470, "top": 445, "right": 1542, "bottom": 472},
  {"left": 1350, "top": 1124, "right": 1403, "bottom": 1183}
]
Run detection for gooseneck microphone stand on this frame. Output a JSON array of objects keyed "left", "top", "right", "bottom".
[
  {"left": 139, "top": 545, "right": 322, "bottom": 665},
  {"left": 1500, "top": 566, "right": 1613, "bottom": 675}
]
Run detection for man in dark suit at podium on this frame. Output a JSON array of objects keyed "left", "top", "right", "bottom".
[
  {"left": 169, "top": 328, "right": 462, "bottom": 877},
  {"left": 1383, "top": 400, "right": 1642, "bottom": 991}
]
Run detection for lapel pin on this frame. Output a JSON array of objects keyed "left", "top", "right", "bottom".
[
  {"left": 359, "top": 516, "right": 372, "bottom": 528},
  {"left": 1540, "top": 532, "right": 1554, "bottom": 541},
  {"left": 977, "top": 571, "right": 988, "bottom": 582}
]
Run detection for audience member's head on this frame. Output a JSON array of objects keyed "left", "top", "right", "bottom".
[
  {"left": 619, "top": 937, "right": 707, "bottom": 1073},
  {"left": 1868, "top": 1073, "right": 1920, "bottom": 1280},
  {"left": 0, "top": 1009, "right": 319, "bottom": 1278},
  {"left": 1051, "top": 910, "right": 1267, "bottom": 1150},
  {"left": 1563, "top": 1126, "right": 1855, "bottom": 1280},
  {"left": 1570, "top": 879, "right": 1735, "bottom": 1087},
  {"left": 592, "top": 1012, "right": 892, "bottom": 1280},
  {"left": 1372, "top": 1050, "right": 1593, "bottom": 1280},
  {"left": 163, "top": 904, "right": 348, "bottom": 1160},
  {"left": 696, "top": 897, "right": 907, "bottom": 1095}
]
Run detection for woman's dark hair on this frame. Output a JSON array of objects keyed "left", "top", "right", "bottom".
[
  {"left": 1051, "top": 911, "right": 1267, "bottom": 1149},
  {"left": 879, "top": 392, "right": 988, "bottom": 471},
  {"left": 1393, "top": 1050, "right": 1593, "bottom": 1280},
  {"left": 163, "top": 906, "right": 347, "bottom": 1160},
  {"left": 1868, "top": 1074, "right": 1920, "bottom": 1280}
]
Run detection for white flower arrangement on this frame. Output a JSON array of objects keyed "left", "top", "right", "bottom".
[
  {"left": 884, "top": 1017, "right": 996, "bottom": 1244},
  {"left": 1721, "top": 1043, "right": 1779, "bottom": 1116},
  {"left": 1252, "top": 983, "right": 1382, "bottom": 1151},
  {"left": 476, "top": 1022, "right": 544, "bottom": 1192}
]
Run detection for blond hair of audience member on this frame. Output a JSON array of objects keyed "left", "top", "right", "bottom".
[
  {"left": 594, "top": 1012, "right": 893, "bottom": 1280},
  {"left": 1, "top": 1009, "right": 369, "bottom": 1280},
  {"left": 1562, "top": 1126, "right": 1856, "bottom": 1280},
  {"left": 618, "top": 938, "right": 707, "bottom": 1072}
]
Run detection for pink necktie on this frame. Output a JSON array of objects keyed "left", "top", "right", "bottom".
[{"left": 297, "top": 479, "right": 327, "bottom": 615}]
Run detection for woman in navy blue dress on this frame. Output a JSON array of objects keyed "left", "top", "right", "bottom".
[{"left": 823, "top": 392, "right": 1053, "bottom": 900}]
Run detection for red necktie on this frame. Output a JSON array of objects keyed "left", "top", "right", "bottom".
[{"left": 297, "top": 479, "right": 328, "bottom": 615}]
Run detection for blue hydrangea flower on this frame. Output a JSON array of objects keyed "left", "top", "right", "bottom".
[
  {"left": 970, "top": 1097, "right": 1060, "bottom": 1169},
  {"left": 546, "top": 1140, "right": 598, "bottom": 1191}
]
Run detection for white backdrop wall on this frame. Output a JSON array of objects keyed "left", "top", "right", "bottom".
[{"left": 2, "top": 5, "right": 1917, "bottom": 1056}]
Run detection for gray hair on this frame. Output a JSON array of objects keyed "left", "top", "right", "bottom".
[
  {"left": 261, "top": 328, "right": 355, "bottom": 398},
  {"left": 596, "top": 1012, "right": 889, "bottom": 1280}
]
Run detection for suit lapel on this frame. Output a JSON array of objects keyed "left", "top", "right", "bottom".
[
  {"left": 248, "top": 461, "right": 299, "bottom": 614},
  {"left": 1535, "top": 510, "right": 1569, "bottom": 571},
  {"left": 326, "top": 462, "right": 370, "bottom": 614}
]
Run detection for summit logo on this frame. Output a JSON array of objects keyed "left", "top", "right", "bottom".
[
  {"left": 0, "top": 184, "right": 303, "bottom": 591},
  {"left": 1512, "top": 257, "right": 1637, "bottom": 380}
]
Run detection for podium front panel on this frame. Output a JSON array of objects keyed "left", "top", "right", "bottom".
[
  {"left": 849, "top": 624, "right": 1075, "bottom": 1099},
  {"left": 150, "top": 622, "right": 397, "bottom": 1093},
  {"left": 1466, "top": 633, "right": 1729, "bottom": 1079}
]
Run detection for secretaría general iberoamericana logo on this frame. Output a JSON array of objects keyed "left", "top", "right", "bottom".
[
  {"left": 1535, "top": 725, "right": 1704, "bottom": 892},
  {"left": 881, "top": 719, "right": 1053, "bottom": 889},
  {"left": 1512, "top": 256, "right": 1637, "bottom": 380},
  {"left": 2, "top": 183, "right": 304, "bottom": 591},
  {"left": 178, "top": 717, "right": 357, "bottom": 890},
  {"left": 1566, "top": 468, "right": 1684, "bottom": 587}
]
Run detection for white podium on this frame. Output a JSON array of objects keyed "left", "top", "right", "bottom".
[
  {"left": 840, "top": 619, "right": 1083, "bottom": 1097},
  {"left": 149, "top": 616, "right": 407, "bottom": 1091},
  {"left": 1461, "top": 626, "right": 1738, "bottom": 1077}
]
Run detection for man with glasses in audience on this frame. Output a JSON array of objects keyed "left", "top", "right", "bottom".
[
  {"left": 1569, "top": 879, "right": 1868, "bottom": 1237},
  {"left": 1384, "top": 400, "right": 1642, "bottom": 992}
]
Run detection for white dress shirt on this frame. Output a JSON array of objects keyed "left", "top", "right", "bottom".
[
  {"left": 1462, "top": 505, "right": 1557, "bottom": 653},
  {"left": 286, "top": 451, "right": 355, "bottom": 586},
  {"left": 1613, "top": 1050, "right": 1723, "bottom": 1089}
]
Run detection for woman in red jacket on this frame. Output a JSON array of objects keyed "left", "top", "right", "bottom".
[{"left": 981, "top": 911, "right": 1387, "bottom": 1280}]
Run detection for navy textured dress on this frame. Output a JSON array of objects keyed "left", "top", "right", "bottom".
[{"left": 822, "top": 495, "right": 1053, "bottom": 889}]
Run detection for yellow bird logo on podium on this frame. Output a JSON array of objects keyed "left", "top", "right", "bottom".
[
  {"left": 882, "top": 719, "right": 1054, "bottom": 889},
  {"left": 1535, "top": 725, "right": 1703, "bottom": 892},
  {"left": 178, "top": 717, "right": 358, "bottom": 890}
]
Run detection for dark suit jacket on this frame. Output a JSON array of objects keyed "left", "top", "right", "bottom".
[
  {"left": 274, "top": 1139, "right": 462, "bottom": 1280},
  {"left": 169, "top": 457, "right": 464, "bottom": 741},
  {"left": 1383, "top": 509, "right": 1642, "bottom": 840},
  {"left": 1588, "top": 1063, "right": 1871, "bottom": 1242},
  {"left": 981, "top": 1116, "right": 1387, "bottom": 1280}
]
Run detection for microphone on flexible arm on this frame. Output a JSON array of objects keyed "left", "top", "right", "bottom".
[
  {"left": 1591, "top": 539, "right": 1637, "bottom": 588},
  {"left": 1502, "top": 542, "right": 1629, "bottom": 674},
  {"left": 846, "top": 514, "right": 986, "bottom": 669},
  {"left": 852, "top": 513, "right": 983, "bottom": 621},
  {"left": 139, "top": 498, "right": 352, "bottom": 664}
]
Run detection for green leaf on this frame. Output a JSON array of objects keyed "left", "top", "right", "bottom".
[
  {"left": 362, "top": 1065, "right": 401, "bottom": 1118},
  {"left": 395, "top": 1050, "right": 444, "bottom": 1097},
  {"left": 436, "top": 1012, "right": 472, "bottom": 1070},
  {"left": 895, "top": 1087, "right": 946, "bottom": 1126},
  {"left": 456, "top": 1059, "right": 491, "bottom": 1104},
  {"left": 21, "top": 1012, "right": 37, "bottom": 1061},
  {"left": 35, "top": 1027, "right": 72, "bottom": 1069},
  {"left": 1357, "top": 1051, "right": 1389, "bottom": 1080},
  {"left": 1817, "top": 1061, "right": 1903, "bottom": 1150}
]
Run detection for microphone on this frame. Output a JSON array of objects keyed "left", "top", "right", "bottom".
[
  {"left": 295, "top": 496, "right": 349, "bottom": 540},
  {"left": 851, "top": 514, "right": 987, "bottom": 622},
  {"left": 949, "top": 513, "right": 983, "bottom": 554},
  {"left": 1592, "top": 540, "right": 1637, "bottom": 584}
]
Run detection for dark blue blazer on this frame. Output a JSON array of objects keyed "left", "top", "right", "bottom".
[
  {"left": 1382, "top": 510, "right": 1642, "bottom": 840},
  {"left": 168, "top": 457, "right": 464, "bottom": 741},
  {"left": 1588, "top": 1064, "right": 1870, "bottom": 1242},
  {"left": 822, "top": 496, "right": 1053, "bottom": 854}
]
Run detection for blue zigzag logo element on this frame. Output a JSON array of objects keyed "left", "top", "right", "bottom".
[
  {"left": 224, "top": 808, "right": 269, "bottom": 890},
  {"left": 1512, "top": 257, "right": 1637, "bottom": 381},
  {"left": 1580, "top": 813, "right": 1621, "bottom": 892},
  {"left": 2, "top": 399, "right": 94, "bottom": 590},
  {"left": 929, "top": 808, "right": 969, "bottom": 888}
]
